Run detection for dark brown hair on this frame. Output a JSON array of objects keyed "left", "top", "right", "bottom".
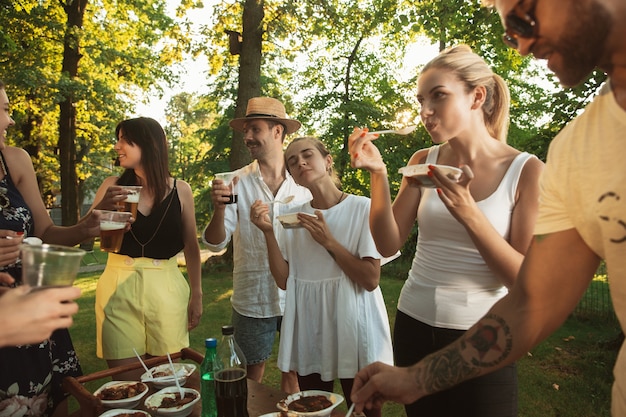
[{"left": 116, "top": 117, "right": 170, "bottom": 204}]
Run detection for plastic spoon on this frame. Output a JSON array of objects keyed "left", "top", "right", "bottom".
[
  {"left": 345, "top": 403, "right": 356, "bottom": 417},
  {"left": 167, "top": 352, "right": 185, "bottom": 400},
  {"left": 369, "top": 125, "right": 417, "bottom": 135},
  {"left": 133, "top": 348, "right": 152, "bottom": 378},
  {"left": 266, "top": 195, "right": 295, "bottom": 204}
]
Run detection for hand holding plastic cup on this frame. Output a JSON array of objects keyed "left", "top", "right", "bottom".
[
  {"left": 214, "top": 172, "right": 238, "bottom": 204},
  {"left": 21, "top": 244, "right": 86, "bottom": 290},
  {"left": 117, "top": 185, "right": 142, "bottom": 217},
  {"left": 99, "top": 210, "right": 132, "bottom": 253}
]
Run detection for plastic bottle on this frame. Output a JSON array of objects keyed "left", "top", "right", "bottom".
[
  {"left": 214, "top": 325, "right": 249, "bottom": 417},
  {"left": 201, "top": 338, "right": 218, "bottom": 417}
]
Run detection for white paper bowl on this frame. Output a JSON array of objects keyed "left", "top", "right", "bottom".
[
  {"left": 398, "top": 164, "right": 462, "bottom": 188},
  {"left": 277, "top": 212, "right": 318, "bottom": 229},
  {"left": 144, "top": 387, "right": 200, "bottom": 417},
  {"left": 276, "top": 390, "right": 344, "bottom": 417},
  {"left": 260, "top": 413, "right": 299, "bottom": 417},
  {"left": 99, "top": 409, "right": 151, "bottom": 417},
  {"left": 140, "top": 363, "right": 197, "bottom": 388},
  {"left": 94, "top": 381, "right": 149, "bottom": 409}
]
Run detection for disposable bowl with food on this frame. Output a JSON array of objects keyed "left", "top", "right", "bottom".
[
  {"left": 140, "top": 363, "right": 197, "bottom": 388},
  {"left": 93, "top": 381, "right": 149, "bottom": 409},
  {"left": 398, "top": 164, "right": 462, "bottom": 188},
  {"left": 144, "top": 386, "right": 200, "bottom": 417},
  {"left": 277, "top": 212, "right": 318, "bottom": 229},
  {"left": 276, "top": 390, "right": 344, "bottom": 417},
  {"left": 99, "top": 409, "right": 151, "bottom": 417}
]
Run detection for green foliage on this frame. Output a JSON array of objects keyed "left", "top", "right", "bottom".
[
  {"left": 0, "top": 0, "right": 193, "bottom": 208},
  {"left": 0, "top": 0, "right": 610, "bottom": 233}
]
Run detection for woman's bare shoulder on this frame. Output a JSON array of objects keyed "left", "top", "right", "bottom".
[
  {"left": 3, "top": 146, "right": 32, "bottom": 162},
  {"left": 2, "top": 146, "right": 35, "bottom": 179}
]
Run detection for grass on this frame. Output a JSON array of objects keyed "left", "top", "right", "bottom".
[{"left": 69, "top": 248, "right": 620, "bottom": 417}]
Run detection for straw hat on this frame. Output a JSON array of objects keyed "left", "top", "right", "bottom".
[{"left": 229, "top": 97, "right": 301, "bottom": 134}]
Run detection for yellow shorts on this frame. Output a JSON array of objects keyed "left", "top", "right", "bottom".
[{"left": 96, "top": 254, "right": 190, "bottom": 359}]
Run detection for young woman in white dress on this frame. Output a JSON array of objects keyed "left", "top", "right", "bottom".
[{"left": 251, "top": 136, "right": 393, "bottom": 417}]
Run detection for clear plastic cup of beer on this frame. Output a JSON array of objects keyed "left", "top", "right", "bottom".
[
  {"left": 99, "top": 210, "right": 132, "bottom": 253},
  {"left": 117, "top": 185, "right": 142, "bottom": 218}
]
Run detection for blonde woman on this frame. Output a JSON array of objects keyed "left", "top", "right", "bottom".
[{"left": 349, "top": 45, "right": 544, "bottom": 417}]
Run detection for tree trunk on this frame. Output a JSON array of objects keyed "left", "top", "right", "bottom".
[
  {"left": 58, "top": 0, "right": 88, "bottom": 225},
  {"left": 230, "top": 0, "right": 264, "bottom": 171},
  {"left": 339, "top": 36, "right": 364, "bottom": 184}
]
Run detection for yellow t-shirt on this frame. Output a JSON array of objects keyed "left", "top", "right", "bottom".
[{"left": 535, "top": 81, "right": 626, "bottom": 416}]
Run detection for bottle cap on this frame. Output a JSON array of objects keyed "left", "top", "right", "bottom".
[
  {"left": 221, "top": 325, "right": 234, "bottom": 335},
  {"left": 205, "top": 338, "right": 217, "bottom": 348}
]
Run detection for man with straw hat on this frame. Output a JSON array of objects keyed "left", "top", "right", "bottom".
[{"left": 203, "top": 97, "right": 310, "bottom": 393}]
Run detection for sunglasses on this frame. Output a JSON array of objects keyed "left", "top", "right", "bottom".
[{"left": 502, "top": 0, "right": 539, "bottom": 49}]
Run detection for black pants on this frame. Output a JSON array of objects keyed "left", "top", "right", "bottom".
[{"left": 394, "top": 310, "right": 518, "bottom": 417}]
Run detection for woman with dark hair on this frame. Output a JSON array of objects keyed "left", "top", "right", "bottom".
[{"left": 89, "top": 117, "right": 202, "bottom": 379}]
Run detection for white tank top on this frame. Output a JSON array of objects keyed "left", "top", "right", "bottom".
[{"left": 397, "top": 145, "right": 535, "bottom": 330}]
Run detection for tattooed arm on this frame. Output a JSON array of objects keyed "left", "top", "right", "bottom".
[{"left": 351, "top": 229, "right": 600, "bottom": 412}]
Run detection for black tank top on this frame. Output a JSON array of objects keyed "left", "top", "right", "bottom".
[{"left": 119, "top": 180, "right": 185, "bottom": 259}]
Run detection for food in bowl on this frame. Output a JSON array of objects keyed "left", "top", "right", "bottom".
[
  {"left": 288, "top": 395, "right": 333, "bottom": 412},
  {"left": 398, "top": 164, "right": 463, "bottom": 188},
  {"left": 277, "top": 390, "right": 344, "bottom": 417},
  {"left": 96, "top": 383, "right": 146, "bottom": 401},
  {"left": 144, "top": 387, "right": 200, "bottom": 417},
  {"left": 141, "top": 363, "right": 197, "bottom": 388},
  {"left": 94, "top": 381, "right": 149, "bottom": 409}
]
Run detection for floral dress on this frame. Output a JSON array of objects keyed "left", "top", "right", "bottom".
[{"left": 0, "top": 151, "right": 82, "bottom": 417}]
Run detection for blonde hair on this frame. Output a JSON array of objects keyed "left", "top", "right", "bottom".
[{"left": 422, "top": 44, "right": 510, "bottom": 142}]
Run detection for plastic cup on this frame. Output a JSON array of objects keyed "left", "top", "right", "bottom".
[
  {"left": 99, "top": 210, "right": 132, "bottom": 253},
  {"left": 117, "top": 185, "right": 142, "bottom": 217},
  {"left": 20, "top": 244, "right": 86, "bottom": 290},
  {"left": 214, "top": 172, "right": 238, "bottom": 204}
]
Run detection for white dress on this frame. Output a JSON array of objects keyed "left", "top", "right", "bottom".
[{"left": 276, "top": 194, "right": 394, "bottom": 381}]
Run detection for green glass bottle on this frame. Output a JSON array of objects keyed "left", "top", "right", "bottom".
[{"left": 201, "top": 338, "right": 218, "bottom": 417}]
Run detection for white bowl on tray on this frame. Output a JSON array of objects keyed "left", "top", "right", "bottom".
[
  {"left": 144, "top": 386, "right": 200, "bottom": 417},
  {"left": 398, "top": 164, "right": 462, "bottom": 188},
  {"left": 93, "top": 381, "right": 149, "bottom": 409},
  {"left": 276, "top": 390, "right": 344, "bottom": 417},
  {"left": 99, "top": 409, "right": 151, "bottom": 417},
  {"left": 140, "top": 363, "right": 197, "bottom": 388}
]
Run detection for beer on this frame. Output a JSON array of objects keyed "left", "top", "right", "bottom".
[
  {"left": 100, "top": 221, "right": 125, "bottom": 253},
  {"left": 214, "top": 368, "right": 248, "bottom": 417},
  {"left": 118, "top": 186, "right": 142, "bottom": 217}
]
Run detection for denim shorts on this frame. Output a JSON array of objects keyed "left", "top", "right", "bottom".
[{"left": 231, "top": 308, "right": 282, "bottom": 365}]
